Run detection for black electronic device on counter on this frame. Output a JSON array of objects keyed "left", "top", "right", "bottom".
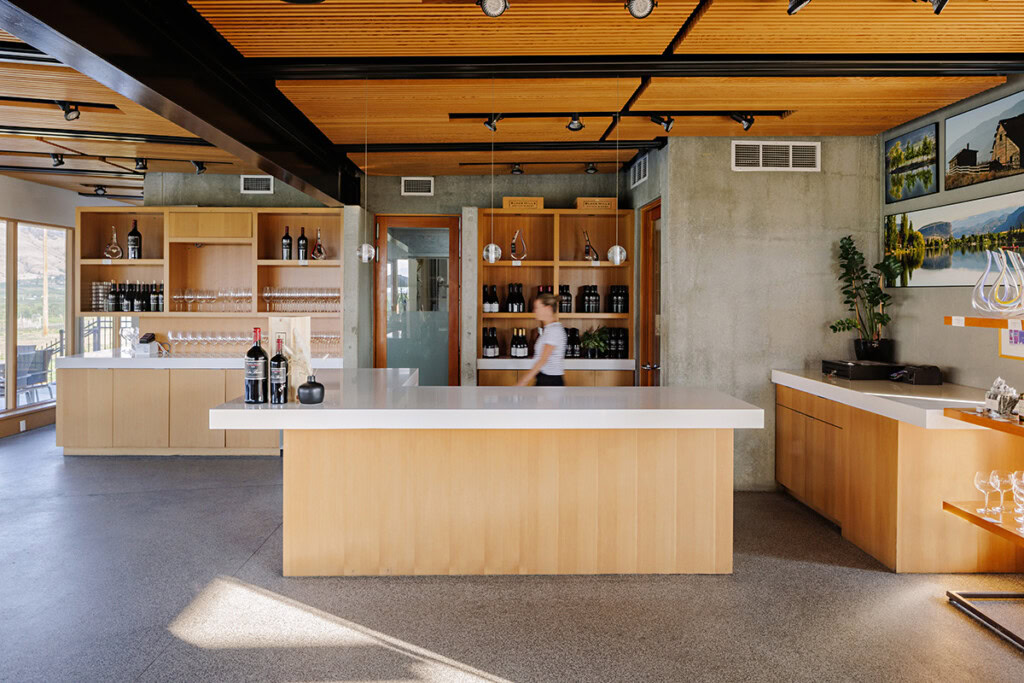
[
  {"left": 889, "top": 365, "right": 943, "bottom": 385},
  {"left": 821, "top": 359, "right": 905, "bottom": 380},
  {"left": 139, "top": 332, "right": 155, "bottom": 344}
]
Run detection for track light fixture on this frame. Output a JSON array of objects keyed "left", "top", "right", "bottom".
[
  {"left": 585, "top": 162, "right": 598, "bottom": 175},
  {"left": 787, "top": 0, "right": 811, "bottom": 14},
  {"left": 567, "top": 114, "right": 585, "bottom": 132},
  {"left": 625, "top": 0, "right": 657, "bottom": 19},
  {"left": 477, "top": 0, "right": 508, "bottom": 17},
  {"left": 930, "top": 0, "right": 948, "bottom": 14},
  {"left": 94, "top": 186, "right": 106, "bottom": 196},
  {"left": 730, "top": 113, "right": 755, "bottom": 131},
  {"left": 51, "top": 153, "right": 64, "bottom": 167},
  {"left": 135, "top": 158, "right": 147, "bottom": 171},
  {"left": 510, "top": 163, "right": 524, "bottom": 175},
  {"left": 191, "top": 160, "right": 206, "bottom": 175},
  {"left": 650, "top": 114, "right": 674, "bottom": 133},
  {"left": 55, "top": 100, "right": 80, "bottom": 121},
  {"left": 484, "top": 113, "right": 503, "bottom": 132}
]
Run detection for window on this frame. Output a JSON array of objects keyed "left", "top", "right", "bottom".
[{"left": 0, "top": 220, "right": 6, "bottom": 409}]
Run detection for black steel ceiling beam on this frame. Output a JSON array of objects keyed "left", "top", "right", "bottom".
[
  {"left": 337, "top": 140, "right": 667, "bottom": 154},
  {"left": 0, "top": 164, "right": 142, "bottom": 178},
  {"left": 252, "top": 53, "right": 1024, "bottom": 80},
  {"left": 78, "top": 192, "right": 142, "bottom": 200},
  {"left": 0, "top": 94, "right": 120, "bottom": 110},
  {"left": 0, "top": 39, "right": 57, "bottom": 64},
  {"left": 0, "top": 0, "right": 354, "bottom": 205},
  {"left": 0, "top": 124, "right": 213, "bottom": 146},
  {"left": 449, "top": 110, "right": 792, "bottom": 120},
  {"left": 0, "top": 148, "right": 233, "bottom": 165}
]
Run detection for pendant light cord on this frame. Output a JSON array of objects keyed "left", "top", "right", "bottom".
[
  {"left": 490, "top": 75, "right": 495, "bottom": 245},
  {"left": 364, "top": 78, "right": 369, "bottom": 247},
  {"left": 615, "top": 74, "right": 620, "bottom": 245}
]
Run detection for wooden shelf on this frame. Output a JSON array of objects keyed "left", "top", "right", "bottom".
[
  {"left": 559, "top": 261, "right": 629, "bottom": 268},
  {"left": 943, "top": 316, "right": 1023, "bottom": 329},
  {"left": 80, "top": 258, "right": 164, "bottom": 266},
  {"left": 944, "top": 408, "right": 1024, "bottom": 439},
  {"left": 481, "top": 260, "right": 554, "bottom": 267},
  {"left": 559, "top": 313, "right": 630, "bottom": 320},
  {"left": 943, "top": 501, "right": 1024, "bottom": 547},
  {"left": 257, "top": 259, "right": 340, "bottom": 267},
  {"left": 481, "top": 312, "right": 535, "bottom": 319},
  {"left": 255, "top": 311, "right": 340, "bottom": 318},
  {"left": 168, "top": 237, "right": 253, "bottom": 245}
]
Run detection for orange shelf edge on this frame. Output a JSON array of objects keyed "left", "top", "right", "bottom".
[
  {"left": 943, "top": 408, "right": 1024, "bottom": 439},
  {"left": 943, "top": 501, "right": 1024, "bottom": 547}
]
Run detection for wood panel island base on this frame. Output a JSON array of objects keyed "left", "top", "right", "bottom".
[{"left": 210, "top": 370, "right": 764, "bottom": 577}]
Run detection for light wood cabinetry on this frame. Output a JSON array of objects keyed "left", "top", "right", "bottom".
[
  {"left": 224, "top": 369, "right": 281, "bottom": 450},
  {"left": 113, "top": 370, "right": 169, "bottom": 448},
  {"left": 56, "top": 369, "right": 112, "bottom": 448},
  {"left": 776, "top": 385, "right": 1024, "bottom": 573},
  {"left": 476, "top": 369, "right": 634, "bottom": 387},
  {"left": 168, "top": 210, "right": 252, "bottom": 239},
  {"left": 477, "top": 370, "right": 519, "bottom": 386},
  {"left": 169, "top": 370, "right": 225, "bottom": 449}
]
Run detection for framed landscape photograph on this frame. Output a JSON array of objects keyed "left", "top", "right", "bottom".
[
  {"left": 883, "top": 188, "right": 1024, "bottom": 287},
  {"left": 945, "top": 90, "right": 1024, "bottom": 191},
  {"left": 884, "top": 123, "right": 938, "bottom": 203}
]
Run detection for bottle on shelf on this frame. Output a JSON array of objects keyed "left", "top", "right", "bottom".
[
  {"left": 157, "top": 282, "right": 164, "bottom": 312},
  {"left": 282, "top": 226, "right": 293, "bottom": 260},
  {"left": 133, "top": 281, "right": 145, "bottom": 313},
  {"left": 106, "top": 283, "right": 117, "bottom": 312},
  {"left": 119, "top": 281, "right": 130, "bottom": 312},
  {"left": 103, "top": 225, "right": 122, "bottom": 259},
  {"left": 559, "top": 285, "right": 572, "bottom": 313},
  {"left": 311, "top": 228, "right": 326, "bottom": 260},
  {"left": 244, "top": 327, "right": 269, "bottom": 404},
  {"left": 127, "top": 220, "right": 142, "bottom": 260},
  {"left": 149, "top": 281, "right": 159, "bottom": 312},
  {"left": 482, "top": 327, "right": 500, "bottom": 358},
  {"left": 566, "top": 328, "right": 581, "bottom": 358},
  {"left": 270, "top": 334, "right": 289, "bottom": 405},
  {"left": 489, "top": 285, "right": 498, "bottom": 314},
  {"left": 297, "top": 227, "right": 308, "bottom": 261}
]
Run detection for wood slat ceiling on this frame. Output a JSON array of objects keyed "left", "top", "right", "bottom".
[
  {"left": 0, "top": 27, "right": 19, "bottom": 42},
  {"left": 277, "top": 78, "right": 639, "bottom": 145},
  {"left": 354, "top": 149, "right": 631, "bottom": 176},
  {"left": 673, "top": 0, "right": 1024, "bottom": 54},
  {"left": 189, "top": 0, "right": 700, "bottom": 57}
]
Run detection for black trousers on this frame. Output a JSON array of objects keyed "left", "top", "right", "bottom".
[{"left": 536, "top": 372, "right": 565, "bottom": 387}]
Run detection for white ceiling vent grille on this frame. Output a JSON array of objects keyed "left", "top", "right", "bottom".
[
  {"left": 402, "top": 176, "right": 434, "bottom": 196},
  {"left": 630, "top": 153, "right": 649, "bottom": 189},
  {"left": 240, "top": 175, "right": 274, "bottom": 194},
  {"left": 731, "top": 141, "right": 820, "bottom": 172}
]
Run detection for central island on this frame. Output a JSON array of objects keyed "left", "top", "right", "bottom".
[{"left": 210, "top": 369, "right": 763, "bottom": 577}]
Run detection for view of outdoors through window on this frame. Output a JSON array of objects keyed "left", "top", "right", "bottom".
[
  {"left": 0, "top": 220, "right": 6, "bottom": 407},
  {"left": 15, "top": 223, "right": 67, "bottom": 408}
]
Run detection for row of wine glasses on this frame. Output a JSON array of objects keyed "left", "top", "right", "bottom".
[
  {"left": 973, "top": 470, "right": 1024, "bottom": 532},
  {"left": 311, "top": 333, "right": 342, "bottom": 357},
  {"left": 171, "top": 288, "right": 253, "bottom": 312},
  {"left": 166, "top": 330, "right": 342, "bottom": 357},
  {"left": 261, "top": 287, "right": 341, "bottom": 312}
]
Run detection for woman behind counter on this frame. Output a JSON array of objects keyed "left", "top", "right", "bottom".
[{"left": 517, "top": 292, "right": 566, "bottom": 387}]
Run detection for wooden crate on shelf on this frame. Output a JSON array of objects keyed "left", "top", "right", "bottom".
[
  {"left": 575, "top": 197, "right": 617, "bottom": 211},
  {"left": 502, "top": 196, "right": 544, "bottom": 210}
]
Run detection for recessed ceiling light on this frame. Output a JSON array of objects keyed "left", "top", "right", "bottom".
[
  {"left": 135, "top": 158, "right": 148, "bottom": 171},
  {"left": 484, "top": 114, "right": 502, "bottom": 132},
  {"left": 478, "top": 0, "right": 509, "bottom": 17},
  {"left": 730, "top": 113, "right": 755, "bottom": 131},
  {"left": 567, "top": 114, "right": 585, "bottom": 132},
  {"left": 511, "top": 163, "right": 524, "bottom": 175},
  {"left": 625, "top": 0, "right": 657, "bottom": 19},
  {"left": 94, "top": 186, "right": 106, "bottom": 196},
  {"left": 650, "top": 114, "right": 674, "bottom": 133},
  {"left": 585, "top": 162, "right": 598, "bottom": 175},
  {"left": 191, "top": 160, "right": 206, "bottom": 175},
  {"left": 55, "top": 100, "right": 80, "bottom": 121},
  {"left": 51, "top": 153, "right": 64, "bottom": 167},
  {"left": 787, "top": 0, "right": 811, "bottom": 15}
]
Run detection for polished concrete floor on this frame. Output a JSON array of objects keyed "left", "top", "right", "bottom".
[{"left": 2, "top": 425, "right": 1022, "bottom": 682}]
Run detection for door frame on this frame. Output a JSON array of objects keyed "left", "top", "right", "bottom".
[
  {"left": 373, "top": 214, "right": 461, "bottom": 386},
  {"left": 638, "top": 199, "right": 661, "bottom": 387}
]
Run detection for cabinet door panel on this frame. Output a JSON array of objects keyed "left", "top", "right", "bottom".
[
  {"left": 594, "top": 370, "right": 634, "bottom": 387},
  {"left": 806, "top": 418, "right": 843, "bottom": 522},
  {"left": 478, "top": 370, "right": 519, "bottom": 386},
  {"left": 224, "top": 369, "right": 281, "bottom": 449},
  {"left": 113, "top": 370, "right": 169, "bottom": 448},
  {"left": 169, "top": 212, "right": 251, "bottom": 239},
  {"left": 57, "top": 369, "right": 112, "bottom": 448},
  {"left": 775, "top": 404, "right": 798, "bottom": 491},
  {"left": 170, "top": 370, "right": 225, "bottom": 449},
  {"left": 563, "top": 370, "right": 594, "bottom": 386}
]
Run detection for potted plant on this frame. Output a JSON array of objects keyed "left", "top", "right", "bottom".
[
  {"left": 829, "top": 235, "right": 902, "bottom": 362},
  {"left": 581, "top": 327, "right": 609, "bottom": 359}
]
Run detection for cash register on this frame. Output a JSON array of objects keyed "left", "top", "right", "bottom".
[{"left": 821, "top": 359, "right": 942, "bottom": 385}]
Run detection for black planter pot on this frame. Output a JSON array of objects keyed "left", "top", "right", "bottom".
[
  {"left": 854, "top": 338, "right": 895, "bottom": 363},
  {"left": 584, "top": 347, "right": 598, "bottom": 359}
]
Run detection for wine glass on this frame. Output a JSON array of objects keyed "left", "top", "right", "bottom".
[
  {"left": 975, "top": 471, "right": 996, "bottom": 514},
  {"left": 166, "top": 330, "right": 178, "bottom": 356},
  {"left": 184, "top": 288, "right": 196, "bottom": 312},
  {"left": 990, "top": 470, "right": 1012, "bottom": 515}
]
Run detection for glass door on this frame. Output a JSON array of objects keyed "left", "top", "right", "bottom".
[
  {"left": 374, "top": 216, "right": 460, "bottom": 386},
  {"left": 639, "top": 201, "right": 661, "bottom": 387}
]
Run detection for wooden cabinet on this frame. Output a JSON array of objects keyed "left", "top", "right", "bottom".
[
  {"left": 224, "top": 369, "right": 280, "bottom": 450},
  {"left": 168, "top": 211, "right": 252, "bottom": 239},
  {"left": 478, "top": 370, "right": 519, "bottom": 386},
  {"left": 113, "top": 370, "right": 169, "bottom": 448},
  {"left": 56, "top": 369, "right": 113, "bottom": 448},
  {"left": 169, "top": 370, "right": 225, "bottom": 449},
  {"left": 478, "top": 369, "right": 633, "bottom": 387},
  {"left": 775, "top": 395, "right": 844, "bottom": 524}
]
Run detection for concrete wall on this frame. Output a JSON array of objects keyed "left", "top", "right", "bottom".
[
  {"left": 144, "top": 173, "right": 324, "bottom": 207},
  {"left": 0, "top": 174, "right": 122, "bottom": 226},
  {"left": 661, "top": 136, "right": 880, "bottom": 490},
  {"left": 460, "top": 207, "right": 479, "bottom": 385},
  {"left": 342, "top": 206, "right": 374, "bottom": 368},
  {"left": 881, "top": 76, "right": 1024, "bottom": 389}
]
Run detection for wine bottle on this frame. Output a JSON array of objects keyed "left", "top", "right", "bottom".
[
  {"left": 282, "top": 226, "right": 293, "bottom": 260},
  {"left": 311, "top": 228, "right": 326, "bottom": 260},
  {"left": 297, "top": 227, "right": 308, "bottom": 261},
  {"left": 270, "top": 335, "right": 289, "bottom": 404},
  {"left": 593, "top": 286, "right": 601, "bottom": 314},
  {"left": 104, "top": 225, "right": 122, "bottom": 259},
  {"left": 127, "top": 220, "right": 142, "bottom": 260},
  {"left": 133, "top": 280, "right": 144, "bottom": 312},
  {"left": 244, "top": 327, "right": 268, "bottom": 404},
  {"left": 150, "top": 281, "right": 159, "bottom": 312},
  {"left": 157, "top": 282, "right": 164, "bottom": 312},
  {"left": 482, "top": 285, "right": 490, "bottom": 313},
  {"left": 489, "top": 285, "right": 498, "bottom": 314},
  {"left": 106, "top": 283, "right": 117, "bottom": 312}
]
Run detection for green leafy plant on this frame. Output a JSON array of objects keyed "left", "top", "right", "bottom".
[
  {"left": 830, "top": 235, "right": 902, "bottom": 341},
  {"left": 581, "top": 327, "right": 609, "bottom": 355}
]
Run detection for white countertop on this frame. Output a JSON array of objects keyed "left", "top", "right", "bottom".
[
  {"left": 771, "top": 369, "right": 985, "bottom": 430},
  {"left": 477, "top": 358, "right": 635, "bottom": 371},
  {"left": 210, "top": 369, "right": 764, "bottom": 431},
  {"left": 57, "top": 350, "right": 343, "bottom": 370}
]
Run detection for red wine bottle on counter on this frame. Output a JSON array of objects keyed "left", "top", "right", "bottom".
[
  {"left": 282, "top": 226, "right": 292, "bottom": 260},
  {"left": 244, "top": 327, "right": 268, "bottom": 404},
  {"left": 127, "top": 219, "right": 142, "bottom": 259},
  {"left": 297, "top": 227, "right": 308, "bottom": 260},
  {"left": 270, "top": 335, "right": 288, "bottom": 404}
]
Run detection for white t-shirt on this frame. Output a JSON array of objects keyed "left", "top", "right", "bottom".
[{"left": 534, "top": 322, "right": 566, "bottom": 376}]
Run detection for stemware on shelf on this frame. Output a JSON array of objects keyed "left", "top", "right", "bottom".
[
  {"left": 990, "top": 470, "right": 1012, "bottom": 515},
  {"left": 975, "top": 471, "right": 996, "bottom": 515}
]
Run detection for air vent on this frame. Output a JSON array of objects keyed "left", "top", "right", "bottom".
[
  {"left": 402, "top": 176, "right": 434, "bottom": 196},
  {"left": 240, "top": 175, "right": 274, "bottom": 194},
  {"left": 630, "top": 153, "right": 649, "bottom": 189},
  {"left": 731, "top": 141, "right": 820, "bottom": 172}
]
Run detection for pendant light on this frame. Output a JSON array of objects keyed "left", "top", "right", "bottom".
[
  {"left": 356, "top": 78, "right": 376, "bottom": 263},
  {"left": 607, "top": 75, "right": 627, "bottom": 266},
  {"left": 482, "top": 76, "right": 502, "bottom": 263}
]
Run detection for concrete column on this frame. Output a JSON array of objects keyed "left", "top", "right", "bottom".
[
  {"left": 460, "top": 207, "right": 479, "bottom": 385},
  {"left": 343, "top": 205, "right": 374, "bottom": 368}
]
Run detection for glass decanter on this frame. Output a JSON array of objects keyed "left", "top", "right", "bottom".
[
  {"left": 310, "top": 228, "right": 326, "bottom": 260},
  {"left": 103, "top": 225, "right": 123, "bottom": 259}
]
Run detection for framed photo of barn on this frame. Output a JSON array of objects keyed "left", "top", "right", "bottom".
[
  {"left": 945, "top": 90, "right": 1024, "bottom": 191},
  {"left": 884, "top": 123, "right": 938, "bottom": 203}
]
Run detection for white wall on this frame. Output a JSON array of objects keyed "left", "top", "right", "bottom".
[{"left": 0, "top": 174, "right": 123, "bottom": 226}]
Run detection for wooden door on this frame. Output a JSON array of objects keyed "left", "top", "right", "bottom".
[
  {"left": 112, "top": 369, "right": 168, "bottom": 448},
  {"left": 169, "top": 369, "right": 225, "bottom": 449},
  {"left": 374, "top": 215, "right": 461, "bottom": 386},
  {"left": 638, "top": 200, "right": 661, "bottom": 386}
]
